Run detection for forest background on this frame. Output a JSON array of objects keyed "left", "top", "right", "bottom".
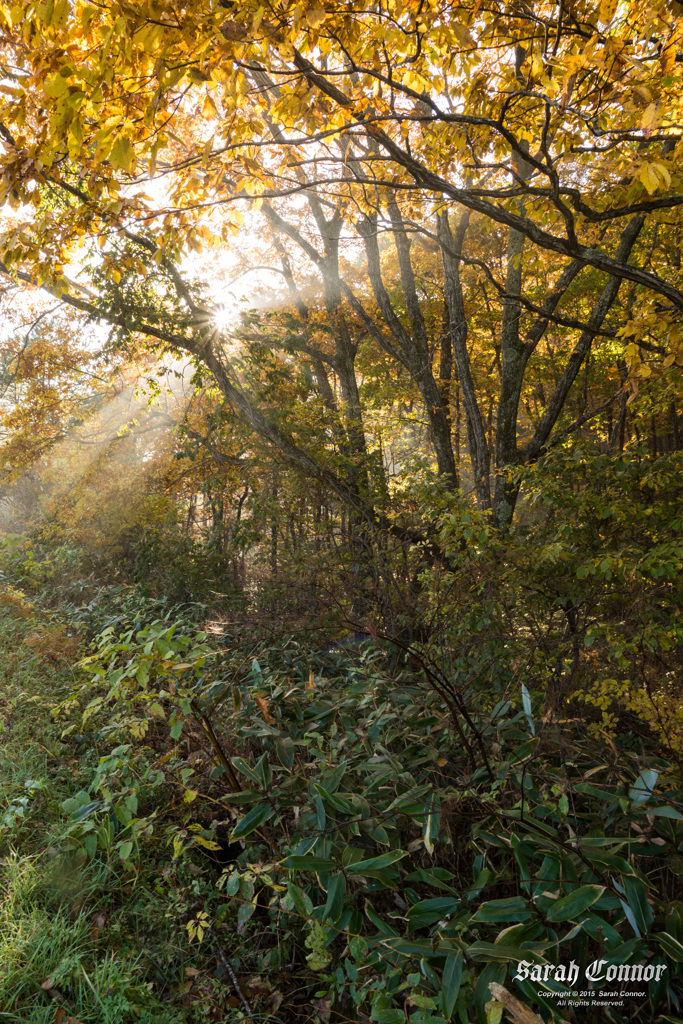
[{"left": 0, "top": 0, "right": 682, "bottom": 1022}]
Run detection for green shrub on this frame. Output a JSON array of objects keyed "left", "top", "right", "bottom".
[{"left": 61, "top": 619, "right": 683, "bottom": 1023}]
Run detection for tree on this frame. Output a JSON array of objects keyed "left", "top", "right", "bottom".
[
  {"left": 0, "top": 0, "right": 681, "bottom": 535},
  {"left": 0, "top": 305, "right": 122, "bottom": 477}
]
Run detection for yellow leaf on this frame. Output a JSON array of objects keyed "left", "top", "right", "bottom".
[
  {"left": 306, "top": 669, "right": 315, "bottom": 692},
  {"left": 183, "top": 789, "right": 199, "bottom": 803},
  {"left": 52, "top": 0, "right": 69, "bottom": 28},
  {"left": 110, "top": 135, "right": 136, "bottom": 173},
  {"left": 599, "top": 0, "right": 618, "bottom": 23},
  {"left": 43, "top": 74, "right": 68, "bottom": 98},
  {"left": 68, "top": 119, "right": 83, "bottom": 158},
  {"left": 193, "top": 836, "right": 221, "bottom": 850},
  {"left": 306, "top": 5, "right": 327, "bottom": 29},
  {"left": 36, "top": 0, "right": 54, "bottom": 25},
  {"left": 653, "top": 161, "right": 671, "bottom": 189},
  {"left": 201, "top": 137, "right": 214, "bottom": 166},
  {"left": 639, "top": 102, "right": 659, "bottom": 137},
  {"left": 633, "top": 85, "right": 653, "bottom": 106},
  {"left": 639, "top": 163, "right": 659, "bottom": 195},
  {"left": 661, "top": 27, "right": 682, "bottom": 75},
  {"left": 662, "top": 353, "right": 676, "bottom": 369},
  {"left": 252, "top": 5, "right": 265, "bottom": 31}
]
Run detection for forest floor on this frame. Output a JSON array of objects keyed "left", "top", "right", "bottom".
[
  {"left": 0, "top": 603, "right": 237, "bottom": 1024},
  {"left": 2, "top": 565, "right": 682, "bottom": 1024}
]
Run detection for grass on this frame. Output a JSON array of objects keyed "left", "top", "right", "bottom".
[{"left": 0, "top": 602, "right": 235, "bottom": 1024}]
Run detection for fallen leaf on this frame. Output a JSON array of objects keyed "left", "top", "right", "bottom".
[
  {"left": 41, "top": 977, "right": 65, "bottom": 1001},
  {"left": 264, "top": 990, "right": 283, "bottom": 1013},
  {"left": 313, "top": 995, "right": 332, "bottom": 1023},
  {"left": 488, "top": 983, "right": 544, "bottom": 1024}
]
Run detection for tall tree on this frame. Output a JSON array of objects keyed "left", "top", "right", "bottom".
[{"left": 0, "top": 0, "right": 681, "bottom": 532}]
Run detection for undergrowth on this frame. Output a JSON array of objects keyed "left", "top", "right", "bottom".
[
  {"left": 2, "top": 491, "right": 683, "bottom": 1024},
  {"left": 0, "top": 604, "right": 238, "bottom": 1023}
]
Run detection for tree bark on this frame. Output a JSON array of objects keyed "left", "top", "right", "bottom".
[{"left": 437, "top": 210, "right": 491, "bottom": 508}]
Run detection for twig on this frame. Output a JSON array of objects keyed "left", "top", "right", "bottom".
[
  {"left": 191, "top": 699, "right": 242, "bottom": 793},
  {"left": 210, "top": 927, "right": 255, "bottom": 1018}
]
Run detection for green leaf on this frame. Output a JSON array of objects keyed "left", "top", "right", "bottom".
[
  {"left": 381, "top": 937, "right": 444, "bottom": 957},
  {"left": 275, "top": 735, "right": 294, "bottom": 768},
  {"left": 366, "top": 902, "right": 399, "bottom": 937},
  {"left": 467, "top": 941, "right": 543, "bottom": 963},
  {"left": 237, "top": 897, "right": 256, "bottom": 933},
  {"left": 630, "top": 768, "right": 659, "bottom": 806},
  {"left": 623, "top": 875, "right": 653, "bottom": 933},
  {"left": 223, "top": 870, "right": 240, "bottom": 896},
  {"left": 346, "top": 850, "right": 407, "bottom": 875},
  {"left": 118, "top": 840, "right": 133, "bottom": 861},
  {"left": 475, "top": 964, "right": 506, "bottom": 1024},
  {"left": 230, "top": 803, "right": 275, "bottom": 840},
  {"left": 440, "top": 952, "right": 463, "bottom": 1019},
  {"left": 70, "top": 800, "right": 104, "bottom": 821},
  {"left": 253, "top": 752, "right": 272, "bottom": 789},
  {"left": 471, "top": 897, "right": 532, "bottom": 923},
  {"left": 650, "top": 805, "right": 683, "bottom": 819},
  {"left": 546, "top": 885, "right": 604, "bottom": 922},
  {"left": 407, "top": 897, "right": 461, "bottom": 929},
  {"left": 370, "top": 1011, "right": 405, "bottom": 1024},
  {"left": 223, "top": 789, "right": 263, "bottom": 805},
  {"left": 314, "top": 783, "right": 354, "bottom": 813},
  {"left": 60, "top": 789, "right": 90, "bottom": 814},
  {"left": 423, "top": 793, "right": 441, "bottom": 855},
  {"left": 655, "top": 932, "right": 683, "bottom": 962},
  {"left": 323, "top": 872, "right": 346, "bottom": 922},
  {"left": 232, "top": 757, "right": 264, "bottom": 787},
  {"left": 280, "top": 855, "right": 337, "bottom": 871}
]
